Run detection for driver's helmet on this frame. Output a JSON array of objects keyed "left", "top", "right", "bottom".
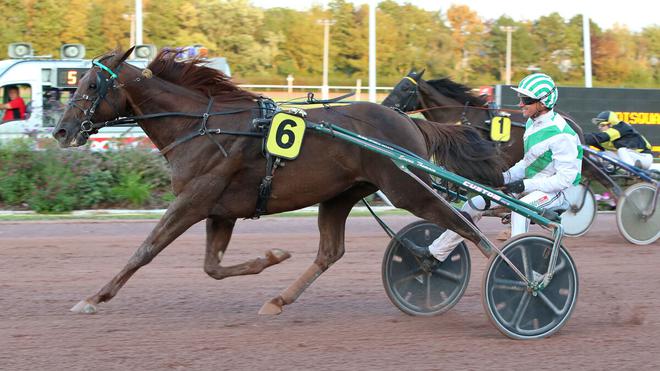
[
  {"left": 511, "top": 73, "right": 558, "bottom": 109},
  {"left": 591, "top": 111, "right": 619, "bottom": 126}
]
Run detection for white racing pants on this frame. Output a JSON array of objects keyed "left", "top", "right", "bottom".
[
  {"left": 607, "top": 148, "right": 654, "bottom": 170},
  {"left": 428, "top": 190, "right": 568, "bottom": 262}
]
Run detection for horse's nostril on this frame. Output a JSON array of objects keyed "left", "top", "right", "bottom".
[{"left": 53, "top": 128, "right": 67, "bottom": 140}]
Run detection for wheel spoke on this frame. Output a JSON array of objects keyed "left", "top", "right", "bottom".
[
  {"left": 625, "top": 193, "right": 648, "bottom": 215},
  {"left": 425, "top": 272, "right": 433, "bottom": 308},
  {"left": 510, "top": 292, "right": 532, "bottom": 328},
  {"left": 493, "top": 277, "right": 527, "bottom": 292},
  {"left": 536, "top": 290, "right": 567, "bottom": 316},
  {"left": 551, "top": 258, "right": 566, "bottom": 275},
  {"left": 392, "top": 268, "right": 425, "bottom": 287},
  {"left": 432, "top": 266, "right": 463, "bottom": 283},
  {"left": 521, "top": 247, "right": 533, "bottom": 280}
]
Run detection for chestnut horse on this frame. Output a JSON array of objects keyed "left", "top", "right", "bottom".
[{"left": 53, "top": 48, "right": 506, "bottom": 315}]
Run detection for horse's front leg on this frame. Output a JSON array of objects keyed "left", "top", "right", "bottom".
[
  {"left": 70, "top": 193, "right": 209, "bottom": 314},
  {"left": 203, "top": 216, "right": 291, "bottom": 280}
]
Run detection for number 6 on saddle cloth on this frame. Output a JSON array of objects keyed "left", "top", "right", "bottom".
[{"left": 265, "top": 112, "right": 307, "bottom": 160}]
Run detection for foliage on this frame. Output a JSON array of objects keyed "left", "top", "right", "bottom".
[
  {"left": 0, "top": 0, "right": 658, "bottom": 87},
  {"left": 110, "top": 171, "right": 152, "bottom": 207},
  {"left": 0, "top": 139, "right": 172, "bottom": 212}
]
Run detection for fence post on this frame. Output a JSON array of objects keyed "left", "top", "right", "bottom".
[
  {"left": 356, "top": 79, "right": 362, "bottom": 101},
  {"left": 286, "top": 74, "right": 294, "bottom": 94}
]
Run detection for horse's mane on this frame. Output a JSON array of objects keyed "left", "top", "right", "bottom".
[
  {"left": 425, "top": 78, "right": 486, "bottom": 107},
  {"left": 146, "top": 49, "right": 259, "bottom": 100}
]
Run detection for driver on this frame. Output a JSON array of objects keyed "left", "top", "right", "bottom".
[
  {"left": 584, "top": 111, "right": 653, "bottom": 170},
  {"left": 406, "top": 73, "right": 583, "bottom": 262}
]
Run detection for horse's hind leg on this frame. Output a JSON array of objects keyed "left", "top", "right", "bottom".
[
  {"left": 70, "top": 195, "right": 208, "bottom": 314},
  {"left": 258, "top": 186, "right": 373, "bottom": 315},
  {"left": 203, "top": 217, "right": 291, "bottom": 280}
]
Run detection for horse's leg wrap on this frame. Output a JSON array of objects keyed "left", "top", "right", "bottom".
[
  {"left": 280, "top": 263, "right": 323, "bottom": 304},
  {"left": 259, "top": 263, "right": 323, "bottom": 315}
]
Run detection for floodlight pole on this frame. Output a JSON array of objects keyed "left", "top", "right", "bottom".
[
  {"left": 318, "top": 19, "right": 336, "bottom": 100},
  {"left": 135, "top": 0, "right": 143, "bottom": 45},
  {"left": 499, "top": 26, "right": 516, "bottom": 85},
  {"left": 583, "top": 14, "right": 592, "bottom": 87},
  {"left": 368, "top": 0, "right": 376, "bottom": 102}
]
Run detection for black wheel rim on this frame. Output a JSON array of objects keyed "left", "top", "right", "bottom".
[
  {"left": 485, "top": 236, "right": 578, "bottom": 338},
  {"left": 383, "top": 221, "right": 470, "bottom": 316}
]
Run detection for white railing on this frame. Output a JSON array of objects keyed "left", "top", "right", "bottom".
[{"left": 238, "top": 81, "right": 395, "bottom": 101}]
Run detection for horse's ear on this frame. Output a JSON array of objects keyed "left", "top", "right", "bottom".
[
  {"left": 118, "top": 46, "right": 136, "bottom": 64},
  {"left": 418, "top": 69, "right": 425, "bottom": 79}
]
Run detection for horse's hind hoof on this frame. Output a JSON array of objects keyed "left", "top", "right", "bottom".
[
  {"left": 258, "top": 301, "right": 283, "bottom": 315},
  {"left": 70, "top": 300, "right": 97, "bottom": 314},
  {"left": 266, "top": 249, "right": 291, "bottom": 265}
]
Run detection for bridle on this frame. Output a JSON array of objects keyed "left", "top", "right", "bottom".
[
  {"left": 67, "top": 58, "right": 124, "bottom": 136},
  {"left": 389, "top": 76, "right": 420, "bottom": 112},
  {"left": 64, "top": 58, "right": 268, "bottom": 157}
]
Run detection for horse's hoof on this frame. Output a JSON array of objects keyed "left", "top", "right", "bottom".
[
  {"left": 70, "top": 300, "right": 97, "bottom": 314},
  {"left": 266, "top": 249, "right": 291, "bottom": 264},
  {"left": 258, "top": 301, "right": 283, "bottom": 315}
]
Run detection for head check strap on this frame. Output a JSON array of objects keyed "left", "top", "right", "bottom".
[{"left": 93, "top": 60, "right": 118, "bottom": 79}]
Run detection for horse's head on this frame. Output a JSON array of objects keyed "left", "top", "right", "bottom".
[
  {"left": 53, "top": 47, "right": 135, "bottom": 148},
  {"left": 382, "top": 69, "right": 425, "bottom": 111}
]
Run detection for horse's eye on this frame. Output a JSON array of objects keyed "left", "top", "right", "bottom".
[{"left": 89, "top": 83, "right": 97, "bottom": 90}]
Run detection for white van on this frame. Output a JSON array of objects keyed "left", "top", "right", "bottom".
[
  {"left": 0, "top": 55, "right": 231, "bottom": 151},
  {"left": 0, "top": 57, "right": 153, "bottom": 150}
]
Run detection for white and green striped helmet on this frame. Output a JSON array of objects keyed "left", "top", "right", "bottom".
[{"left": 511, "top": 73, "right": 558, "bottom": 109}]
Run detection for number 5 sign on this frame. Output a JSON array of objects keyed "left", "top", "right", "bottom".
[{"left": 265, "top": 112, "right": 306, "bottom": 159}]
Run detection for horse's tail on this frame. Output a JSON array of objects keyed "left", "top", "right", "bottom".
[{"left": 413, "top": 118, "right": 506, "bottom": 186}]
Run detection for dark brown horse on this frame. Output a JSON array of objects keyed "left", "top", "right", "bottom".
[
  {"left": 53, "top": 48, "right": 507, "bottom": 315},
  {"left": 382, "top": 71, "right": 615, "bottom": 192}
]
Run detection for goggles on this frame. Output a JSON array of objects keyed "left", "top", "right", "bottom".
[
  {"left": 518, "top": 95, "right": 539, "bottom": 106},
  {"left": 591, "top": 118, "right": 610, "bottom": 126}
]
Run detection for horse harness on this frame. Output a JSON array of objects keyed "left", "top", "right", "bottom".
[{"left": 71, "top": 60, "right": 362, "bottom": 219}]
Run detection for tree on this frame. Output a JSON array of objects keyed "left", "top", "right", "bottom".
[
  {"left": 446, "top": 4, "right": 485, "bottom": 82},
  {"left": 0, "top": 0, "right": 29, "bottom": 58},
  {"left": 26, "top": 0, "right": 67, "bottom": 56},
  {"left": 60, "top": 0, "right": 91, "bottom": 45},
  {"left": 196, "top": 0, "right": 266, "bottom": 77}
]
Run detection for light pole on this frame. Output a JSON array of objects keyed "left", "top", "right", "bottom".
[
  {"left": 135, "top": 0, "right": 143, "bottom": 45},
  {"left": 317, "top": 19, "right": 335, "bottom": 100},
  {"left": 499, "top": 26, "right": 516, "bottom": 85},
  {"left": 368, "top": 0, "right": 376, "bottom": 102},
  {"left": 582, "top": 14, "right": 592, "bottom": 87}
]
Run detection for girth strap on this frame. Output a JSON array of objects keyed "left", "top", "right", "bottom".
[{"left": 253, "top": 154, "right": 280, "bottom": 218}]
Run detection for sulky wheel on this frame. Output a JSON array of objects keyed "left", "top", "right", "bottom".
[
  {"left": 382, "top": 220, "right": 470, "bottom": 316},
  {"left": 616, "top": 182, "right": 660, "bottom": 245},
  {"left": 561, "top": 184, "right": 597, "bottom": 237},
  {"left": 482, "top": 234, "right": 578, "bottom": 340}
]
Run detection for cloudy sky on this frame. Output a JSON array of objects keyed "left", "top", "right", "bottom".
[{"left": 250, "top": 0, "right": 658, "bottom": 32}]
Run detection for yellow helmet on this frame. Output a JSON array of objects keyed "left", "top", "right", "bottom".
[{"left": 591, "top": 111, "right": 619, "bottom": 126}]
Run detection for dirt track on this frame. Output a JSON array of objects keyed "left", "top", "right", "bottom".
[{"left": 1, "top": 213, "right": 659, "bottom": 370}]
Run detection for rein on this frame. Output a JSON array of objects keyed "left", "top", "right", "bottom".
[
  {"left": 408, "top": 104, "right": 521, "bottom": 116},
  {"left": 71, "top": 60, "right": 266, "bottom": 157}
]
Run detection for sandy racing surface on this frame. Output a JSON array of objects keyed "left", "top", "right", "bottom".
[{"left": 1, "top": 213, "right": 659, "bottom": 370}]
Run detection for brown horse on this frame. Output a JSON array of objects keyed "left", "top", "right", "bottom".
[
  {"left": 382, "top": 71, "right": 615, "bottom": 191},
  {"left": 53, "top": 47, "right": 507, "bottom": 315}
]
